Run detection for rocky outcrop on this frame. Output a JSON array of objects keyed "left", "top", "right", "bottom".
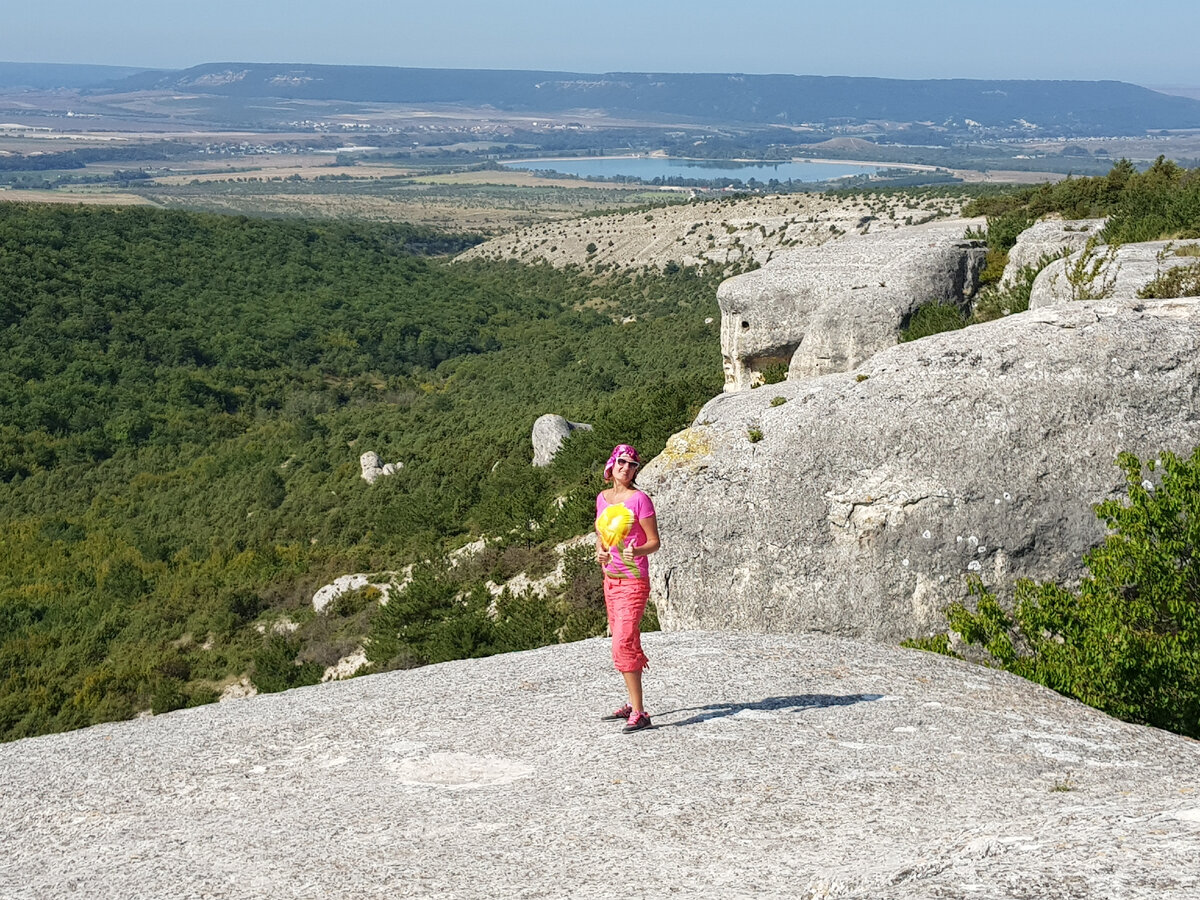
[
  {"left": 1029, "top": 239, "right": 1200, "bottom": 307},
  {"left": 999, "top": 217, "right": 1105, "bottom": 286},
  {"left": 531, "top": 414, "right": 592, "bottom": 466},
  {"left": 311, "top": 573, "right": 400, "bottom": 613},
  {"left": 359, "top": 451, "right": 403, "bottom": 484},
  {"left": 484, "top": 534, "right": 595, "bottom": 599},
  {"left": 321, "top": 648, "right": 369, "bottom": 682},
  {"left": 457, "top": 191, "right": 967, "bottom": 273},
  {"left": 4, "top": 631, "right": 1200, "bottom": 899},
  {"left": 718, "top": 219, "right": 987, "bottom": 390},
  {"left": 216, "top": 676, "right": 256, "bottom": 702},
  {"left": 643, "top": 298, "right": 1200, "bottom": 642}
]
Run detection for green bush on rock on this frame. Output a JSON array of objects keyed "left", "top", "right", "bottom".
[
  {"left": 909, "top": 447, "right": 1200, "bottom": 738},
  {"left": 899, "top": 302, "right": 966, "bottom": 342}
]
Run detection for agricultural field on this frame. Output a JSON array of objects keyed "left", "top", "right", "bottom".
[{"left": 132, "top": 178, "right": 682, "bottom": 232}]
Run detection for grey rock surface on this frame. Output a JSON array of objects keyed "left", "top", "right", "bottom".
[
  {"left": 644, "top": 298, "right": 1200, "bottom": 641},
  {"left": 1029, "top": 238, "right": 1200, "bottom": 307},
  {"left": 457, "top": 192, "right": 966, "bottom": 273},
  {"left": 717, "top": 219, "right": 986, "bottom": 391},
  {"left": 531, "top": 413, "right": 593, "bottom": 466},
  {"left": 3, "top": 630, "right": 1199, "bottom": 900},
  {"left": 360, "top": 451, "right": 403, "bottom": 484},
  {"left": 311, "top": 573, "right": 399, "bottom": 613},
  {"left": 999, "top": 217, "right": 1106, "bottom": 286}
]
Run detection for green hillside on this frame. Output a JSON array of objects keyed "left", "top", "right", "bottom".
[{"left": 0, "top": 203, "right": 723, "bottom": 740}]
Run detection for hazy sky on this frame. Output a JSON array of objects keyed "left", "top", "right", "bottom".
[{"left": 6, "top": 0, "right": 1199, "bottom": 87}]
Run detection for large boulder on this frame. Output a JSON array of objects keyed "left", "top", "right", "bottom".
[
  {"left": 530, "top": 414, "right": 592, "bottom": 466},
  {"left": 717, "top": 219, "right": 987, "bottom": 391},
  {"left": 359, "top": 451, "right": 402, "bottom": 484},
  {"left": 999, "top": 217, "right": 1106, "bottom": 286},
  {"left": 642, "top": 298, "right": 1200, "bottom": 642},
  {"left": 1029, "top": 238, "right": 1200, "bottom": 307}
]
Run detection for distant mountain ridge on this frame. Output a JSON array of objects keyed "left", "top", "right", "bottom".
[
  {"left": 0, "top": 61, "right": 159, "bottom": 89},
  {"left": 106, "top": 62, "right": 1200, "bottom": 135}
]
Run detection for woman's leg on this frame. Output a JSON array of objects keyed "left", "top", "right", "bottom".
[
  {"left": 604, "top": 578, "right": 650, "bottom": 711},
  {"left": 622, "top": 669, "right": 643, "bottom": 712}
]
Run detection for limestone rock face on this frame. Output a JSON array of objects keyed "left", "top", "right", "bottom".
[
  {"left": 531, "top": 414, "right": 592, "bottom": 466},
  {"left": 1029, "top": 238, "right": 1200, "bottom": 308},
  {"left": 643, "top": 298, "right": 1200, "bottom": 642},
  {"left": 321, "top": 648, "right": 369, "bottom": 682},
  {"left": 359, "top": 451, "right": 402, "bottom": 484},
  {"left": 718, "top": 219, "right": 986, "bottom": 391},
  {"left": 216, "top": 676, "right": 256, "bottom": 702},
  {"left": 456, "top": 192, "right": 967, "bottom": 272},
  {"left": 5, "top": 631, "right": 1200, "bottom": 899},
  {"left": 311, "top": 573, "right": 399, "bottom": 613},
  {"left": 999, "top": 217, "right": 1106, "bottom": 286}
]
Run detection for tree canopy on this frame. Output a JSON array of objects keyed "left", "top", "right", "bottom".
[{"left": 0, "top": 203, "right": 722, "bottom": 740}]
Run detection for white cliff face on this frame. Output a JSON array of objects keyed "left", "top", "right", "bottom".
[
  {"left": 3, "top": 631, "right": 1199, "bottom": 899},
  {"left": 644, "top": 297, "right": 1200, "bottom": 641},
  {"left": 717, "top": 219, "right": 987, "bottom": 391}
]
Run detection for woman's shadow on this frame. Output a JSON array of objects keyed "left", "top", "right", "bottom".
[{"left": 655, "top": 693, "right": 883, "bottom": 728}]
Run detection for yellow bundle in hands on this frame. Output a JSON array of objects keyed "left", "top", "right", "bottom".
[{"left": 596, "top": 503, "right": 634, "bottom": 547}]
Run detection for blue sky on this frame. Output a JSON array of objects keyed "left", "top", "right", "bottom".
[{"left": 6, "top": 1, "right": 1198, "bottom": 87}]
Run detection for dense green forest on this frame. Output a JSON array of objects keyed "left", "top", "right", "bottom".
[{"left": 0, "top": 203, "right": 723, "bottom": 740}]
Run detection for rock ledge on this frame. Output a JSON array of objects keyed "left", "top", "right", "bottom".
[{"left": 3, "top": 631, "right": 1199, "bottom": 899}]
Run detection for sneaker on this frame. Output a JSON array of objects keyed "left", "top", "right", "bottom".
[
  {"left": 623, "top": 710, "right": 652, "bottom": 733},
  {"left": 601, "top": 703, "right": 633, "bottom": 721}
]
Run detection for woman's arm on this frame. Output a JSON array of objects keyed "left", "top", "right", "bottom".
[{"left": 631, "top": 514, "right": 660, "bottom": 557}]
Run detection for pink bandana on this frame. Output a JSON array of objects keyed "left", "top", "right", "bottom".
[{"left": 603, "top": 443, "right": 641, "bottom": 480}]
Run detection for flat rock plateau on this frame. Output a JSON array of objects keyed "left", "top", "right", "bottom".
[
  {"left": 457, "top": 192, "right": 966, "bottom": 272},
  {"left": 3, "top": 631, "right": 1199, "bottom": 899}
]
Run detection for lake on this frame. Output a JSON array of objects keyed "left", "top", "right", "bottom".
[{"left": 501, "top": 156, "right": 882, "bottom": 183}]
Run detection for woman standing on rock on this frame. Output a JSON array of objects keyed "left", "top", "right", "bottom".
[{"left": 595, "top": 443, "right": 660, "bottom": 732}]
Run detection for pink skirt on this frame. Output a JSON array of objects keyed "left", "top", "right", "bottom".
[{"left": 603, "top": 577, "right": 650, "bottom": 672}]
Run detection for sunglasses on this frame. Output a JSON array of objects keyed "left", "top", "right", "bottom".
[{"left": 615, "top": 457, "right": 640, "bottom": 469}]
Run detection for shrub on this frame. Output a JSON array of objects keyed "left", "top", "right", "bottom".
[
  {"left": 965, "top": 158, "right": 1200, "bottom": 250},
  {"left": 985, "top": 210, "right": 1033, "bottom": 255},
  {"left": 759, "top": 361, "right": 789, "bottom": 385},
  {"left": 900, "top": 302, "right": 967, "bottom": 342},
  {"left": 917, "top": 447, "right": 1200, "bottom": 738},
  {"left": 324, "top": 584, "right": 381, "bottom": 618},
  {"left": 491, "top": 588, "right": 563, "bottom": 654},
  {"left": 970, "top": 257, "right": 1048, "bottom": 323},
  {"left": 223, "top": 590, "right": 265, "bottom": 624},
  {"left": 151, "top": 677, "right": 187, "bottom": 715},
  {"left": 1138, "top": 261, "right": 1200, "bottom": 299},
  {"left": 1062, "top": 237, "right": 1118, "bottom": 301},
  {"left": 251, "top": 634, "right": 323, "bottom": 693}
]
